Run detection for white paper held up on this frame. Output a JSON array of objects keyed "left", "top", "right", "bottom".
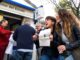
[{"left": 39, "top": 29, "right": 51, "bottom": 47}]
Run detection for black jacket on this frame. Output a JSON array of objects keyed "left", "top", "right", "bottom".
[
  {"left": 66, "top": 26, "right": 80, "bottom": 60},
  {"left": 56, "top": 23, "right": 80, "bottom": 59}
]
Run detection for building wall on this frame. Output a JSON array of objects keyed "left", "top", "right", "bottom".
[
  {"left": 0, "top": 2, "right": 35, "bottom": 26},
  {"left": 0, "top": 2, "right": 34, "bottom": 19}
]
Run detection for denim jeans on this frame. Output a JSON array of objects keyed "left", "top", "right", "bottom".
[
  {"left": 13, "top": 51, "right": 32, "bottom": 60},
  {"left": 7, "top": 50, "right": 17, "bottom": 60},
  {"left": 7, "top": 54, "right": 12, "bottom": 60},
  {"left": 40, "top": 55, "right": 59, "bottom": 60},
  {"left": 59, "top": 55, "right": 74, "bottom": 60},
  {"left": 40, "top": 47, "right": 59, "bottom": 60}
]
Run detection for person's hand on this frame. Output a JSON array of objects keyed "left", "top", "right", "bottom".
[
  {"left": 11, "top": 31, "right": 14, "bottom": 33},
  {"left": 57, "top": 45, "right": 66, "bottom": 54},
  {"left": 32, "top": 34, "right": 38, "bottom": 41},
  {"left": 49, "top": 34, "right": 53, "bottom": 41}
]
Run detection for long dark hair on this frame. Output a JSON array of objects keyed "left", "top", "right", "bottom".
[{"left": 45, "top": 16, "right": 56, "bottom": 35}]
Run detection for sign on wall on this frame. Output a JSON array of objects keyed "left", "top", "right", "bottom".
[{"left": 35, "top": 6, "right": 44, "bottom": 20}]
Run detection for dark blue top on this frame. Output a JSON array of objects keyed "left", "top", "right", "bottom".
[{"left": 13, "top": 24, "right": 35, "bottom": 50}]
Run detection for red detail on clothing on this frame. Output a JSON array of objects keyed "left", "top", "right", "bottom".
[
  {"left": 0, "top": 46, "right": 6, "bottom": 60},
  {"left": 0, "top": 26, "right": 11, "bottom": 47}
]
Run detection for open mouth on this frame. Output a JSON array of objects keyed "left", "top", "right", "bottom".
[{"left": 45, "top": 23, "right": 47, "bottom": 25}]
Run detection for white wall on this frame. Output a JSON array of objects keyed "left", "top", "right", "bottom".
[{"left": 35, "top": 3, "right": 57, "bottom": 23}]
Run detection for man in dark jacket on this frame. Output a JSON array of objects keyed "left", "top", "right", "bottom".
[{"left": 13, "top": 24, "right": 35, "bottom": 60}]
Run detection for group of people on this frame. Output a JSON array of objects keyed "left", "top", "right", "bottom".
[{"left": 0, "top": 9, "right": 80, "bottom": 60}]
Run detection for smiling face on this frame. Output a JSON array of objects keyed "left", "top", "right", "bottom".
[{"left": 45, "top": 19, "right": 54, "bottom": 29}]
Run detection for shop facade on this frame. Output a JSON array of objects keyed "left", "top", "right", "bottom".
[{"left": 0, "top": 0, "right": 35, "bottom": 30}]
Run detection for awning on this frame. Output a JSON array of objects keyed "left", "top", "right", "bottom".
[{"left": 4, "top": 0, "right": 35, "bottom": 11}]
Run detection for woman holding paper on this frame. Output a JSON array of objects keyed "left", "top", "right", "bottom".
[{"left": 39, "top": 16, "right": 63, "bottom": 60}]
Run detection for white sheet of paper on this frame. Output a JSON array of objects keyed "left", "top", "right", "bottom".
[{"left": 39, "top": 29, "right": 51, "bottom": 47}]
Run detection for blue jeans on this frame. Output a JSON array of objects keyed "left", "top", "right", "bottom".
[
  {"left": 7, "top": 50, "right": 17, "bottom": 60},
  {"left": 40, "top": 47, "right": 59, "bottom": 60},
  {"left": 40, "top": 55, "right": 59, "bottom": 60},
  {"left": 59, "top": 55, "right": 74, "bottom": 60},
  {"left": 13, "top": 51, "right": 32, "bottom": 60}
]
